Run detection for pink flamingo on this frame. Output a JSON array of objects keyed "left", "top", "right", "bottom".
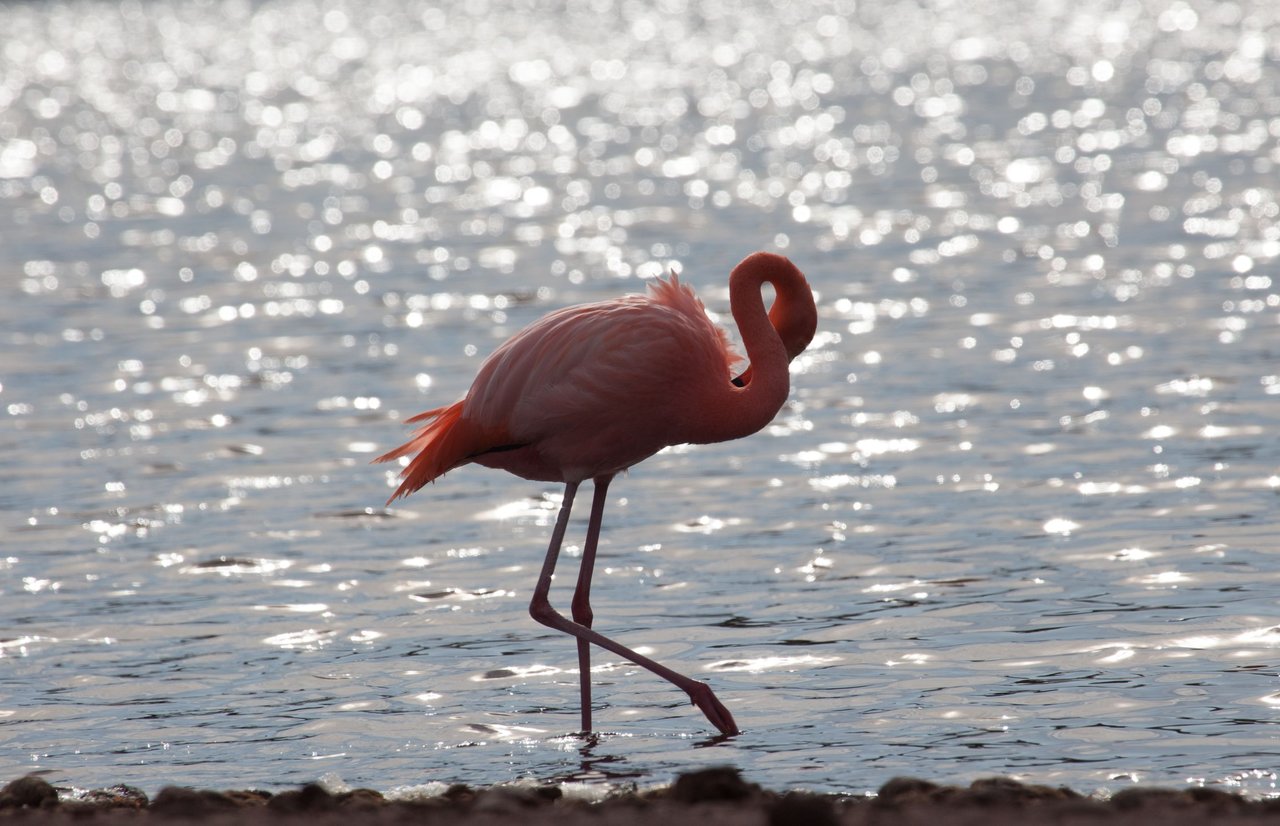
[{"left": 376, "top": 251, "right": 817, "bottom": 735}]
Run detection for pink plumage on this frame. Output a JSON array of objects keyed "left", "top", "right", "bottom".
[
  {"left": 379, "top": 273, "right": 744, "bottom": 496},
  {"left": 375, "top": 251, "right": 816, "bottom": 735}
]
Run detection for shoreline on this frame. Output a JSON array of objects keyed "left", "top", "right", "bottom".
[{"left": 4, "top": 767, "right": 1278, "bottom": 825}]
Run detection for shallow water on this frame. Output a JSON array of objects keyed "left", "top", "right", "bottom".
[{"left": 2, "top": 0, "right": 1279, "bottom": 800}]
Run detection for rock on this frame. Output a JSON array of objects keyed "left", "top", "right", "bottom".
[
  {"left": 472, "top": 787, "right": 546, "bottom": 813},
  {"left": 667, "top": 767, "right": 759, "bottom": 803},
  {"left": 0, "top": 775, "right": 58, "bottom": 809},
  {"left": 965, "top": 776, "right": 1079, "bottom": 804},
  {"left": 336, "top": 788, "right": 386, "bottom": 809},
  {"left": 267, "top": 783, "right": 337, "bottom": 813},
  {"left": 81, "top": 784, "right": 149, "bottom": 808},
  {"left": 150, "top": 786, "right": 241, "bottom": 816},
  {"left": 876, "top": 776, "right": 941, "bottom": 805},
  {"left": 769, "top": 790, "right": 839, "bottom": 826}
]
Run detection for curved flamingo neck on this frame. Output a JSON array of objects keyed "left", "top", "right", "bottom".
[
  {"left": 733, "top": 254, "right": 819, "bottom": 387},
  {"left": 692, "top": 253, "right": 811, "bottom": 445}
]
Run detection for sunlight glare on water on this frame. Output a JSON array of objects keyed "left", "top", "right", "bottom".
[{"left": 2, "top": 0, "right": 1279, "bottom": 800}]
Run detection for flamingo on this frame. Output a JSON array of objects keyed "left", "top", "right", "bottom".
[{"left": 375, "top": 251, "right": 817, "bottom": 735}]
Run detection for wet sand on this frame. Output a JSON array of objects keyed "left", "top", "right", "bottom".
[{"left": 4, "top": 768, "right": 1277, "bottom": 825}]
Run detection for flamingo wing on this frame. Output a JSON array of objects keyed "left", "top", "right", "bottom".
[
  {"left": 378, "top": 275, "right": 739, "bottom": 495},
  {"left": 470, "top": 277, "right": 740, "bottom": 475},
  {"left": 376, "top": 276, "right": 742, "bottom": 496}
]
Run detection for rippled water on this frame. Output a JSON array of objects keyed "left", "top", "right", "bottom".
[{"left": 2, "top": 0, "right": 1279, "bottom": 800}]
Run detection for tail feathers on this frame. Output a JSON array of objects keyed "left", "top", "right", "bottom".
[{"left": 374, "top": 401, "right": 474, "bottom": 503}]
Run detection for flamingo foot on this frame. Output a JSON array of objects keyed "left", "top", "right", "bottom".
[{"left": 687, "top": 680, "right": 739, "bottom": 735}]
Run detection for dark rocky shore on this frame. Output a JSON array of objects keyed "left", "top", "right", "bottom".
[{"left": 3, "top": 767, "right": 1277, "bottom": 825}]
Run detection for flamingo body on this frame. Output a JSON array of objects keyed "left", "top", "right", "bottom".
[
  {"left": 380, "top": 276, "right": 741, "bottom": 491},
  {"left": 376, "top": 251, "right": 816, "bottom": 735}
]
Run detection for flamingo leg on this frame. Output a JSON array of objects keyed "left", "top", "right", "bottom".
[
  {"left": 529, "top": 481, "right": 739, "bottom": 736},
  {"left": 569, "top": 476, "right": 611, "bottom": 733}
]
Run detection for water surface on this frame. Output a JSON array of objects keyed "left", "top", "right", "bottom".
[{"left": 2, "top": 0, "right": 1279, "bottom": 799}]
